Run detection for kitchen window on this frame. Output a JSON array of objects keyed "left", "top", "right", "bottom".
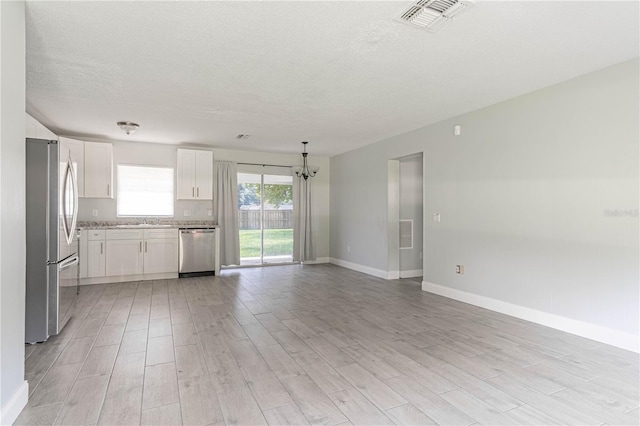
[{"left": 117, "top": 165, "right": 174, "bottom": 217}]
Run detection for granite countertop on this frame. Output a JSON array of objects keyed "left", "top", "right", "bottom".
[{"left": 77, "top": 220, "right": 218, "bottom": 230}]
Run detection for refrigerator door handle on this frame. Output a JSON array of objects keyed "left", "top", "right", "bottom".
[
  {"left": 59, "top": 255, "right": 79, "bottom": 271},
  {"left": 61, "top": 154, "right": 79, "bottom": 245}
]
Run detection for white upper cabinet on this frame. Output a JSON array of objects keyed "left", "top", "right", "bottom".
[
  {"left": 59, "top": 137, "right": 85, "bottom": 197},
  {"left": 85, "top": 142, "right": 113, "bottom": 198},
  {"left": 177, "top": 149, "right": 213, "bottom": 200}
]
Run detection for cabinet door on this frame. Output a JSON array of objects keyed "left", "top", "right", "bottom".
[
  {"left": 85, "top": 142, "right": 113, "bottom": 198},
  {"left": 177, "top": 149, "right": 196, "bottom": 200},
  {"left": 106, "top": 240, "right": 143, "bottom": 276},
  {"left": 144, "top": 238, "right": 178, "bottom": 274},
  {"left": 59, "top": 137, "right": 85, "bottom": 197},
  {"left": 87, "top": 240, "right": 106, "bottom": 278},
  {"left": 195, "top": 150, "right": 213, "bottom": 200}
]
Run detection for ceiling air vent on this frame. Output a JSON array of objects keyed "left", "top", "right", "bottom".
[{"left": 397, "top": 0, "right": 475, "bottom": 32}]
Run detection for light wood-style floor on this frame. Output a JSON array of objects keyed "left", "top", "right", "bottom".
[{"left": 17, "top": 264, "right": 639, "bottom": 425}]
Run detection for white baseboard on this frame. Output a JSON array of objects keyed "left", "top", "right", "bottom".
[
  {"left": 0, "top": 380, "right": 28, "bottom": 425},
  {"left": 400, "top": 269, "right": 423, "bottom": 278},
  {"left": 329, "top": 258, "right": 389, "bottom": 279},
  {"left": 388, "top": 270, "right": 400, "bottom": 280},
  {"left": 302, "top": 257, "right": 330, "bottom": 265},
  {"left": 422, "top": 281, "right": 639, "bottom": 353}
]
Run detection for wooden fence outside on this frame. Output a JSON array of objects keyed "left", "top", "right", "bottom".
[{"left": 239, "top": 210, "right": 293, "bottom": 230}]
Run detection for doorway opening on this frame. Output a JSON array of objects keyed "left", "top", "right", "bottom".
[
  {"left": 237, "top": 173, "right": 294, "bottom": 265},
  {"left": 388, "top": 153, "right": 424, "bottom": 280}
]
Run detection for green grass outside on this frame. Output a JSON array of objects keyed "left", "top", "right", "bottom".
[{"left": 239, "top": 229, "right": 293, "bottom": 258}]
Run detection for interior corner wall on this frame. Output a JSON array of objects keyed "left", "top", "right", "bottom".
[
  {"left": 0, "top": 0, "right": 28, "bottom": 423},
  {"left": 329, "top": 59, "right": 639, "bottom": 347}
]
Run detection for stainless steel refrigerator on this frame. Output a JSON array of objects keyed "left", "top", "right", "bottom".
[{"left": 25, "top": 138, "right": 79, "bottom": 344}]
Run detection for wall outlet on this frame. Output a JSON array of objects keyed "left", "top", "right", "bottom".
[
  {"left": 207, "top": 209, "right": 212, "bottom": 217},
  {"left": 92, "top": 209, "right": 98, "bottom": 217},
  {"left": 433, "top": 213, "right": 441, "bottom": 223},
  {"left": 456, "top": 265, "right": 465, "bottom": 275},
  {"left": 183, "top": 209, "right": 191, "bottom": 217},
  {"left": 347, "top": 245, "right": 351, "bottom": 253}
]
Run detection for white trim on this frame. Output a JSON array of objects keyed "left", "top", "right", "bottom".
[
  {"left": 422, "top": 281, "right": 639, "bottom": 353},
  {"left": 302, "top": 257, "right": 330, "bottom": 265},
  {"left": 80, "top": 272, "right": 177, "bottom": 285},
  {"left": 0, "top": 380, "right": 28, "bottom": 425},
  {"left": 388, "top": 270, "right": 400, "bottom": 280},
  {"left": 329, "top": 258, "right": 388, "bottom": 279},
  {"left": 400, "top": 269, "right": 423, "bottom": 278}
]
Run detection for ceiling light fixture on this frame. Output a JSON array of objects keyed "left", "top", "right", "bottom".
[
  {"left": 293, "top": 141, "right": 319, "bottom": 180},
  {"left": 236, "top": 134, "right": 250, "bottom": 140},
  {"left": 117, "top": 121, "right": 139, "bottom": 135}
]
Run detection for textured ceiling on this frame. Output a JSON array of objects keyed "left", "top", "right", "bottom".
[{"left": 26, "top": 1, "right": 639, "bottom": 156}]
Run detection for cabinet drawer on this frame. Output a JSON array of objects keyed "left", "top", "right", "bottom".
[
  {"left": 106, "top": 229, "right": 144, "bottom": 240},
  {"left": 144, "top": 228, "right": 178, "bottom": 239},
  {"left": 85, "top": 229, "right": 106, "bottom": 241}
]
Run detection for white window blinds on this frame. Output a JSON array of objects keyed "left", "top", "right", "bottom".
[{"left": 117, "top": 165, "right": 174, "bottom": 217}]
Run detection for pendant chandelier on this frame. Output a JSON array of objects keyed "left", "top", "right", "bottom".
[{"left": 293, "top": 141, "right": 319, "bottom": 180}]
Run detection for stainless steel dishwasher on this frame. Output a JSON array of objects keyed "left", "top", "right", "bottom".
[{"left": 179, "top": 228, "right": 216, "bottom": 277}]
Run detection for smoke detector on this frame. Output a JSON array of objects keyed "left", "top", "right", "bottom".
[{"left": 397, "top": 0, "right": 475, "bottom": 32}]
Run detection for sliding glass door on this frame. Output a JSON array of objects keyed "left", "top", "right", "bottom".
[{"left": 238, "top": 173, "right": 294, "bottom": 265}]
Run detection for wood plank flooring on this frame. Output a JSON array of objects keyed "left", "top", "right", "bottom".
[{"left": 16, "top": 264, "right": 640, "bottom": 425}]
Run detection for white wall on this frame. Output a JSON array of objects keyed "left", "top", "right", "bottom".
[
  {"left": 0, "top": 1, "right": 28, "bottom": 423},
  {"left": 77, "top": 140, "right": 214, "bottom": 221},
  {"left": 330, "top": 59, "right": 639, "bottom": 350},
  {"left": 78, "top": 142, "right": 331, "bottom": 259},
  {"left": 399, "top": 153, "right": 423, "bottom": 275}
]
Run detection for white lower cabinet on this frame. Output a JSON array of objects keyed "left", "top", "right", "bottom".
[
  {"left": 87, "top": 241, "right": 106, "bottom": 278},
  {"left": 80, "top": 228, "right": 179, "bottom": 283},
  {"left": 143, "top": 229, "right": 179, "bottom": 274},
  {"left": 106, "top": 239, "right": 144, "bottom": 276}
]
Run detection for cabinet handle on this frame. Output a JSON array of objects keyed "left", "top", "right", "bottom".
[
  {"left": 139, "top": 241, "right": 142, "bottom": 253},
  {"left": 100, "top": 242, "right": 103, "bottom": 255},
  {"left": 107, "top": 184, "right": 110, "bottom": 196},
  {"left": 197, "top": 187, "right": 199, "bottom": 197},
  {"left": 192, "top": 187, "right": 195, "bottom": 197},
  {"left": 145, "top": 241, "right": 148, "bottom": 252}
]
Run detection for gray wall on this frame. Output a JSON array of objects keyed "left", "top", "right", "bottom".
[
  {"left": 399, "top": 153, "right": 423, "bottom": 274},
  {"left": 1, "top": 0, "right": 27, "bottom": 418},
  {"left": 330, "top": 59, "right": 639, "bottom": 337}
]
